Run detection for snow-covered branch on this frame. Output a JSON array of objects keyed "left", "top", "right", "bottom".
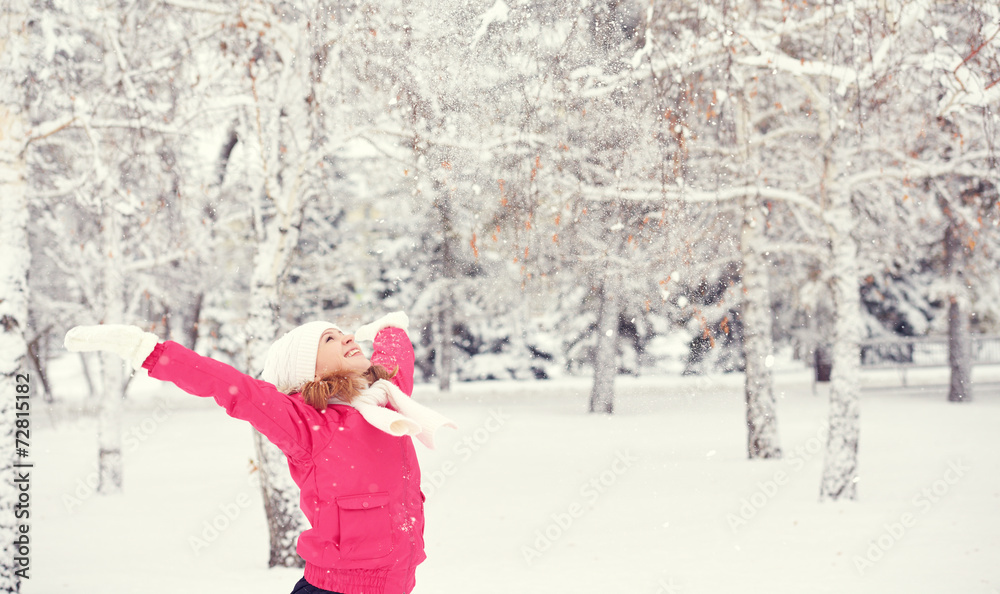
[
  {"left": 582, "top": 184, "right": 823, "bottom": 216},
  {"left": 846, "top": 149, "right": 995, "bottom": 188},
  {"left": 23, "top": 115, "right": 77, "bottom": 151},
  {"left": 158, "top": 0, "right": 231, "bottom": 15},
  {"left": 121, "top": 249, "right": 193, "bottom": 273}
]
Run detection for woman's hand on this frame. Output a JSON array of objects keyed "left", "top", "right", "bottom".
[
  {"left": 64, "top": 324, "right": 159, "bottom": 370},
  {"left": 354, "top": 311, "right": 409, "bottom": 343}
]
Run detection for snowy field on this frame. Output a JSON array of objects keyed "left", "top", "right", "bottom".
[{"left": 23, "top": 359, "right": 1000, "bottom": 594}]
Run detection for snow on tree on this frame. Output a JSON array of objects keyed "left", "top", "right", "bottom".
[
  {"left": 907, "top": 2, "right": 999, "bottom": 403},
  {"left": 25, "top": 0, "right": 211, "bottom": 493},
  {"left": 476, "top": 0, "right": 674, "bottom": 413},
  {"left": 761, "top": 0, "right": 931, "bottom": 501},
  {"left": 634, "top": 0, "right": 945, "bottom": 492},
  {"left": 808, "top": 1, "right": 1000, "bottom": 404},
  {"left": 206, "top": 0, "right": 363, "bottom": 567},
  {"left": 327, "top": 0, "right": 552, "bottom": 388},
  {"left": 634, "top": 0, "right": 790, "bottom": 451}
]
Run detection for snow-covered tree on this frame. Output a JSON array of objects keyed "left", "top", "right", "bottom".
[
  {"left": 205, "top": 0, "right": 363, "bottom": 567},
  {"left": 636, "top": 0, "right": 792, "bottom": 452},
  {"left": 907, "top": 2, "right": 999, "bottom": 402},
  {"left": 26, "top": 0, "right": 212, "bottom": 493},
  {"left": 333, "top": 0, "right": 513, "bottom": 390},
  {"left": 483, "top": 0, "right": 666, "bottom": 413}
]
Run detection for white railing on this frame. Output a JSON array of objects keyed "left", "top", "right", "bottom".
[{"left": 858, "top": 335, "right": 1000, "bottom": 368}]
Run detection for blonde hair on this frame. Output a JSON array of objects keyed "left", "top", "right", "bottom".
[{"left": 299, "top": 365, "right": 398, "bottom": 411}]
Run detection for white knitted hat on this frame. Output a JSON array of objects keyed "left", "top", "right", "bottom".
[{"left": 261, "top": 321, "right": 342, "bottom": 394}]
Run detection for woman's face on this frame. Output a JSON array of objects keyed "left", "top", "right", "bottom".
[{"left": 315, "top": 328, "right": 371, "bottom": 378}]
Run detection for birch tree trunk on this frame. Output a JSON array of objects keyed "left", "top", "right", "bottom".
[
  {"left": 182, "top": 292, "right": 204, "bottom": 350},
  {"left": 0, "top": 2, "right": 31, "bottom": 588},
  {"left": 589, "top": 279, "right": 620, "bottom": 414},
  {"left": 26, "top": 334, "right": 55, "bottom": 404},
  {"left": 740, "top": 201, "right": 782, "bottom": 458},
  {"left": 436, "top": 302, "right": 454, "bottom": 392},
  {"left": 245, "top": 158, "right": 310, "bottom": 569},
  {"left": 244, "top": 158, "right": 312, "bottom": 565},
  {"left": 97, "top": 200, "right": 126, "bottom": 494},
  {"left": 799, "top": 65, "right": 863, "bottom": 499},
  {"left": 433, "top": 186, "right": 457, "bottom": 392},
  {"left": 735, "top": 93, "right": 781, "bottom": 459},
  {"left": 240, "top": 3, "right": 321, "bottom": 563},
  {"left": 819, "top": 179, "right": 862, "bottom": 500},
  {"left": 944, "top": 223, "right": 972, "bottom": 402}
]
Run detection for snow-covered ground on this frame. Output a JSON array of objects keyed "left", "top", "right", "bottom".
[{"left": 23, "top": 359, "right": 1000, "bottom": 594}]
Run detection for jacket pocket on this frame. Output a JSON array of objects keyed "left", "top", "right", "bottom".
[{"left": 336, "top": 492, "right": 393, "bottom": 560}]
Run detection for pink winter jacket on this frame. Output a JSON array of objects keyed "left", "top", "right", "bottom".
[{"left": 141, "top": 327, "right": 426, "bottom": 594}]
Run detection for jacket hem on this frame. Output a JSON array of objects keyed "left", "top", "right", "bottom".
[{"left": 304, "top": 563, "right": 392, "bottom": 594}]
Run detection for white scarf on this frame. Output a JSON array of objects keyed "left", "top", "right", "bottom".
[{"left": 329, "top": 379, "right": 456, "bottom": 449}]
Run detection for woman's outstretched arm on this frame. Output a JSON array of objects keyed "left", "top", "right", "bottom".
[
  {"left": 142, "top": 341, "right": 320, "bottom": 462},
  {"left": 65, "top": 325, "right": 320, "bottom": 463}
]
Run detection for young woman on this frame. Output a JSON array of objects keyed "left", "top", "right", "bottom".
[{"left": 64, "top": 312, "right": 455, "bottom": 594}]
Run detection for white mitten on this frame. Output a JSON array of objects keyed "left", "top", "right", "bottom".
[
  {"left": 354, "top": 311, "right": 409, "bottom": 343},
  {"left": 64, "top": 324, "right": 159, "bottom": 370}
]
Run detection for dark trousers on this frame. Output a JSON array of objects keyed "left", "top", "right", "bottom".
[{"left": 290, "top": 576, "right": 344, "bottom": 594}]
